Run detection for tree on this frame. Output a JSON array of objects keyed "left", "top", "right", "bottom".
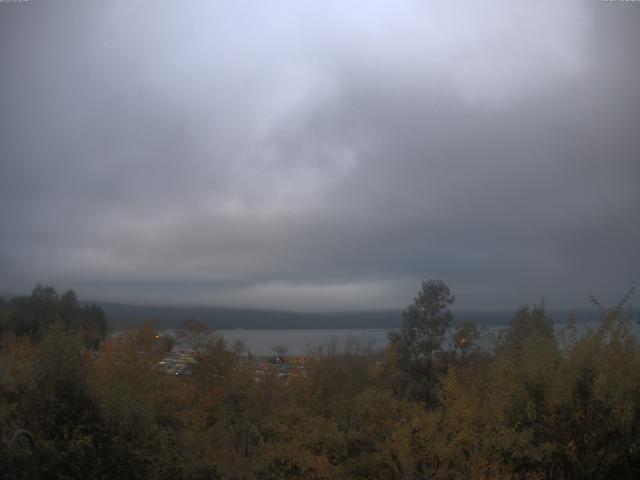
[
  {"left": 388, "top": 280, "right": 455, "bottom": 404},
  {"left": 306, "top": 352, "right": 374, "bottom": 418},
  {"left": 7, "top": 284, "right": 61, "bottom": 340},
  {"left": 451, "top": 320, "right": 484, "bottom": 362},
  {"left": 78, "top": 302, "right": 108, "bottom": 348},
  {"left": 0, "top": 298, "right": 9, "bottom": 340},
  {"left": 176, "top": 318, "right": 211, "bottom": 352},
  {"left": 59, "top": 290, "right": 108, "bottom": 348},
  {"left": 59, "top": 290, "right": 81, "bottom": 330},
  {"left": 1, "top": 324, "right": 102, "bottom": 478},
  {"left": 2, "top": 286, "right": 108, "bottom": 347},
  {"left": 498, "top": 302, "right": 554, "bottom": 353}
]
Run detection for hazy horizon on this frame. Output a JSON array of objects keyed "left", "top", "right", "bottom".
[{"left": 0, "top": 286, "right": 620, "bottom": 321}]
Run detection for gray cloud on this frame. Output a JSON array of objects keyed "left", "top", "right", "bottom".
[{"left": 1, "top": 0, "right": 638, "bottom": 311}]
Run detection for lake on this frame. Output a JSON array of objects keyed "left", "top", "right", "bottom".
[{"left": 217, "top": 321, "right": 640, "bottom": 356}]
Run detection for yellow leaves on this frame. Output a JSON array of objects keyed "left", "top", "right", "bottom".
[
  {"left": 2, "top": 305, "right": 640, "bottom": 479},
  {"left": 255, "top": 443, "right": 334, "bottom": 480},
  {"left": 0, "top": 336, "right": 37, "bottom": 391}
]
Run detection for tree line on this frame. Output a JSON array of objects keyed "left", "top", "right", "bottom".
[{"left": 0, "top": 281, "right": 639, "bottom": 479}]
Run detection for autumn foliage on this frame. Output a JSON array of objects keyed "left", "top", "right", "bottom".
[{"left": 1, "top": 283, "right": 639, "bottom": 479}]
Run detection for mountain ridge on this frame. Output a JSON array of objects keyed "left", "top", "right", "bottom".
[{"left": 91, "top": 300, "right": 606, "bottom": 330}]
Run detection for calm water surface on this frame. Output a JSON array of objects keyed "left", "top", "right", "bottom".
[{"left": 217, "top": 322, "right": 640, "bottom": 356}]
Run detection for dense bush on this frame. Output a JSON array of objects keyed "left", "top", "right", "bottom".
[{"left": 1, "top": 284, "right": 639, "bottom": 479}]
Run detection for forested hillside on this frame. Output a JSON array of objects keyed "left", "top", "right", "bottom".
[
  {"left": 0, "top": 290, "right": 607, "bottom": 331},
  {"left": 89, "top": 302, "right": 611, "bottom": 330},
  {"left": 1, "top": 282, "right": 639, "bottom": 479}
]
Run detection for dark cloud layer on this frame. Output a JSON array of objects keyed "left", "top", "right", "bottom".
[{"left": 1, "top": 1, "right": 638, "bottom": 311}]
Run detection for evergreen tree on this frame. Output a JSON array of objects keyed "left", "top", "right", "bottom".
[{"left": 388, "top": 280, "right": 455, "bottom": 404}]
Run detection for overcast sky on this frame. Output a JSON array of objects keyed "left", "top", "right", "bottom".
[{"left": 1, "top": 1, "right": 638, "bottom": 311}]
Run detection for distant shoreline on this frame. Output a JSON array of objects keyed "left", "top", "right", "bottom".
[{"left": 97, "top": 300, "right": 609, "bottom": 331}]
